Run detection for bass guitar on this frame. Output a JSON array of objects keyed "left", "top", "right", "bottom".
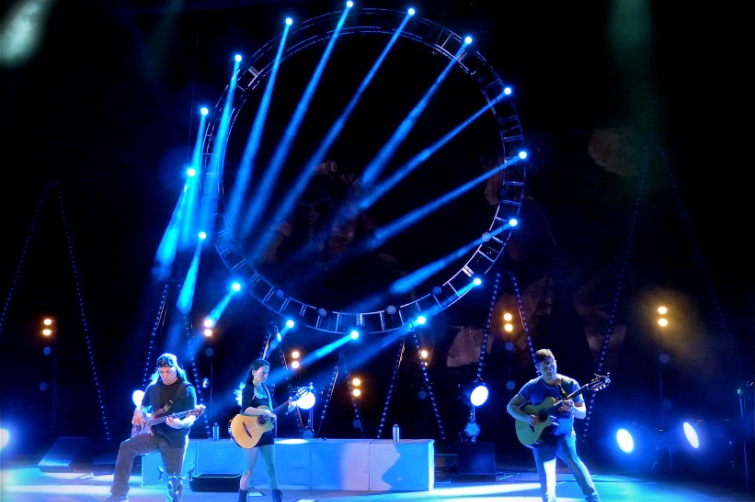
[
  {"left": 229, "top": 388, "right": 310, "bottom": 448},
  {"left": 131, "top": 404, "right": 205, "bottom": 437},
  {"left": 515, "top": 373, "right": 610, "bottom": 447}
]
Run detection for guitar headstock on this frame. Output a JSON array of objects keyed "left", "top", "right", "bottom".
[
  {"left": 292, "top": 386, "right": 312, "bottom": 400},
  {"left": 192, "top": 404, "right": 206, "bottom": 417},
  {"left": 588, "top": 373, "right": 611, "bottom": 392}
]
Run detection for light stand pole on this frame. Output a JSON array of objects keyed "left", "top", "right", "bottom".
[
  {"left": 655, "top": 305, "right": 672, "bottom": 472},
  {"left": 41, "top": 318, "right": 58, "bottom": 439}
]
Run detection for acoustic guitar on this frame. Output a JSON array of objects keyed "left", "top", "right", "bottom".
[
  {"left": 229, "top": 388, "right": 310, "bottom": 448},
  {"left": 131, "top": 404, "right": 205, "bottom": 437},
  {"left": 515, "top": 374, "right": 610, "bottom": 447}
]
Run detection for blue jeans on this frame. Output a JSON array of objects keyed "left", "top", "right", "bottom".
[
  {"left": 531, "top": 432, "right": 600, "bottom": 502},
  {"left": 111, "top": 433, "right": 188, "bottom": 498}
]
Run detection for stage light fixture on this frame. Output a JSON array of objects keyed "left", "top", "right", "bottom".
[
  {"left": 682, "top": 421, "right": 700, "bottom": 449},
  {"left": 462, "top": 381, "right": 489, "bottom": 407},
  {"left": 604, "top": 424, "right": 663, "bottom": 474},
  {"left": 471, "top": 276, "right": 483, "bottom": 287},
  {"left": 295, "top": 384, "right": 316, "bottom": 410},
  {"left": 132, "top": 390, "right": 144, "bottom": 407},
  {"left": 285, "top": 319, "right": 295, "bottom": 328},
  {"left": 616, "top": 428, "right": 635, "bottom": 453}
]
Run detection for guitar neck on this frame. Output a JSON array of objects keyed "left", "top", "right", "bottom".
[
  {"left": 271, "top": 400, "right": 290, "bottom": 416},
  {"left": 543, "top": 383, "right": 590, "bottom": 416},
  {"left": 148, "top": 409, "right": 193, "bottom": 427}
]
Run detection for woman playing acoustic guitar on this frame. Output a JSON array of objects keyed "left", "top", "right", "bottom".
[{"left": 236, "top": 358, "right": 294, "bottom": 502}]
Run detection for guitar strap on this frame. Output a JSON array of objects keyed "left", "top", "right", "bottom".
[{"left": 159, "top": 382, "right": 187, "bottom": 414}]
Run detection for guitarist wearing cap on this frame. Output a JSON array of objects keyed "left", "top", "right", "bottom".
[
  {"left": 105, "top": 353, "right": 202, "bottom": 502},
  {"left": 506, "top": 349, "right": 601, "bottom": 502}
]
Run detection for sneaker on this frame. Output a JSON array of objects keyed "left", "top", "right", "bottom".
[{"left": 104, "top": 496, "right": 129, "bottom": 502}]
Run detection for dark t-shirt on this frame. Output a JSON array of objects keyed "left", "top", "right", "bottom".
[
  {"left": 517, "top": 375, "right": 582, "bottom": 438},
  {"left": 142, "top": 379, "right": 197, "bottom": 448}
]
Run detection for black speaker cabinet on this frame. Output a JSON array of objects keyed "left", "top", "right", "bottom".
[
  {"left": 457, "top": 441, "right": 496, "bottom": 478},
  {"left": 190, "top": 473, "right": 241, "bottom": 492},
  {"left": 38, "top": 437, "right": 93, "bottom": 473}
]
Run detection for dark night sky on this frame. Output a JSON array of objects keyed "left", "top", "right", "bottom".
[{"left": 1, "top": 0, "right": 752, "bottom": 461}]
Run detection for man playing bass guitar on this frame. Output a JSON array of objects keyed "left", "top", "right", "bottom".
[
  {"left": 104, "top": 353, "right": 200, "bottom": 502},
  {"left": 506, "top": 349, "right": 601, "bottom": 502}
]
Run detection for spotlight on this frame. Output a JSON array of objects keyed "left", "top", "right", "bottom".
[
  {"left": 682, "top": 421, "right": 700, "bottom": 449},
  {"left": 295, "top": 385, "right": 316, "bottom": 410},
  {"left": 132, "top": 390, "right": 145, "bottom": 407},
  {"left": 348, "top": 328, "right": 361, "bottom": 340},
  {"left": 471, "top": 275, "right": 483, "bottom": 287},
  {"left": 285, "top": 319, "right": 295, "bottom": 328},
  {"left": 605, "top": 424, "right": 662, "bottom": 474},
  {"left": 461, "top": 381, "right": 489, "bottom": 407},
  {"left": 616, "top": 428, "right": 635, "bottom": 453}
]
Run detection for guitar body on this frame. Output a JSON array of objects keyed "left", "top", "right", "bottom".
[
  {"left": 229, "top": 387, "right": 311, "bottom": 448},
  {"left": 229, "top": 406, "right": 275, "bottom": 449},
  {"left": 515, "top": 398, "right": 558, "bottom": 446},
  {"left": 131, "top": 405, "right": 205, "bottom": 438}
]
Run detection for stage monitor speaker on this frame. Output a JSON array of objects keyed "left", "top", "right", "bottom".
[
  {"left": 457, "top": 441, "right": 496, "bottom": 478},
  {"left": 38, "top": 436, "right": 93, "bottom": 473},
  {"left": 190, "top": 473, "right": 242, "bottom": 492}
]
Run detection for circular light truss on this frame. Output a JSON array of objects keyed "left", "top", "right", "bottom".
[{"left": 202, "top": 8, "right": 527, "bottom": 334}]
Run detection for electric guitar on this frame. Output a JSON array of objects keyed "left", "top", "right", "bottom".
[
  {"left": 515, "top": 373, "right": 610, "bottom": 447},
  {"left": 229, "top": 388, "right": 310, "bottom": 448},
  {"left": 131, "top": 404, "right": 205, "bottom": 437}
]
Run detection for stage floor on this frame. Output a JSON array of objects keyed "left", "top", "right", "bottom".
[{"left": 1, "top": 458, "right": 752, "bottom": 502}]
